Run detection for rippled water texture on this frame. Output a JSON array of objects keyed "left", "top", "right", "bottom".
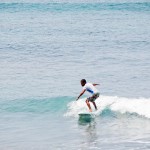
[{"left": 0, "top": 0, "right": 150, "bottom": 149}]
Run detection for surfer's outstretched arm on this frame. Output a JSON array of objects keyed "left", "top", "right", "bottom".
[
  {"left": 76, "top": 89, "right": 86, "bottom": 101},
  {"left": 93, "top": 83, "right": 100, "bottom": 86}
]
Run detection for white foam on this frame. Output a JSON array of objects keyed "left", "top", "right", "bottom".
[{"left": 65, "top": 95, "right": 150, "bottom": 119}]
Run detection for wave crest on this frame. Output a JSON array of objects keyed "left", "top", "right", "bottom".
[{"left": 65, "top": 95, "right": 150, "bottom": 119}]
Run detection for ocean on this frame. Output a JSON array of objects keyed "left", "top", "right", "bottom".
[{"left": 0, "top": 0, "right": 150, "bottom": 149}]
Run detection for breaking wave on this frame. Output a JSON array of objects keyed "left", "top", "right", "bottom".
[{"left": 65, "top": 95, "right": 150, "bottom": 119}]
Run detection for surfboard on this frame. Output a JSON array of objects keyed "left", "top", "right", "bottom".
[
  {"left": 78, "top": 113, "right": 92, "bottom": 117},
  {"left": 78, "top": 112, "right": 95, "bottom": 123},
  {"left": 78, "top": 112, "right": 96, "bottom": 118}
]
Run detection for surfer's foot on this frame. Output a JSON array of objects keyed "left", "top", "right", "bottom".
[{"left": 89, "top": 109, "right": 92, "bottom": 112}]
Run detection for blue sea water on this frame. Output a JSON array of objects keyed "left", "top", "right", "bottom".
[{"left": 0, "top": 0, "right": 150, "bottom": 149}]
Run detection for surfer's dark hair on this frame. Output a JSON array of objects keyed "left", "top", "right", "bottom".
[{"left": 81, "top": 79, "right": 86, "bottom": 84}]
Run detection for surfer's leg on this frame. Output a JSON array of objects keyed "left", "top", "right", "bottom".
[
  {"left": 86, "top": 99, "right": 92, "bottom": 112},
  {"left": 91, "top": 93, "right": 99, "bottom": 110},
  {"left": 92, "top": 101, "right": 97, "bottom": 110}
]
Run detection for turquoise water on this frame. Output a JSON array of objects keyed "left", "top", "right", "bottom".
[{"left": 0, "top": 0, "right": 150, "bottom": 149}]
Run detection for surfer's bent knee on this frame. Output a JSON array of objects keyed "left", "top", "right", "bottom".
[{"left": 86, "top": 99, "right": 89, "bottom": 103}]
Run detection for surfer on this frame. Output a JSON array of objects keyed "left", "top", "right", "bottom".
[{"left": 76, "top": 79, "right": 100, "bottom": 112}]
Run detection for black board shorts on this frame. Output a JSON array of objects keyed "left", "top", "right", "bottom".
[{"left": 87, "top": 93, "right": 100, "bottom": 102}]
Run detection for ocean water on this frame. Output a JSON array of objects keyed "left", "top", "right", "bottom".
[{"left": 0, "top": 0, "right": 150, "bottom": 149}]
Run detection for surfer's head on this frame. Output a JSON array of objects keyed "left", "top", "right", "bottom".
[{"left": 81, "top": 79, "right": 86, "bottom": 86}]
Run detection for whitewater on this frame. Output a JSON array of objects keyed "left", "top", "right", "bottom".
[{"left": 66, "top": 96, "right": 150, "bottom": 119}]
